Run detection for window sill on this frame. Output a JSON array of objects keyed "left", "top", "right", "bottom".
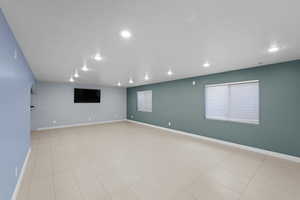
[{"left": 206, "top": 117, "right": 259, "bottom": 125}]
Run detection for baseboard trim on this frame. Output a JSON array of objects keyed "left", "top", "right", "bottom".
[
  {"left": 11, "top": 147, "right": 31, "bottom": 200},
  {"left": 126, "top": 119, "right": 300, "bottom": 163},
  {"left": 35, "top": 119, "right": 126, "bottom": 131}
]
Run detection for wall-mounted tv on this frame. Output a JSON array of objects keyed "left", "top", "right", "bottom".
[{"left": 74, "top": 88, "right": 101, "bottom": 103}]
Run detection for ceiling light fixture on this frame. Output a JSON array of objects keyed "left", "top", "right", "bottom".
[
  {"left": 94, "top": 53, "right": 103, "bottom": 61},
  {"left": 69, "top": 77, "right": 74, "bottom": 82},
  {"left": 268, "top": 45, "right": 279, "bottom": 53},
  {"left": 144, "top": 74, "right": 149, "bottom": 81},
  {"left": 120, "top": 30, "right": 132, "bottom": 39},
  {"left": 117, "top": 82, "right": 122, "bottom": 86},
  {"left": 167, "top": 69, "right": 173, "bottom": 76},
  {"left": 203, "top": 62, "right": 210, "bottom": 68},
  {"left": 129, "top": 78, "right": 134, "bottom": 84},
  {"left": 81, "top": 64, "right": 89, "bottom": 72},
  {"left": 74, "top": 70, "right": 79, "bottom": 78}
]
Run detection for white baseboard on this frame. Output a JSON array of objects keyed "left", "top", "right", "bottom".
[
  {"left": 126, "top": 119, "right": 300, "bottom": 163},
  {"left": 35, "top": 119, "right": 126, "bottom": 131},
  {"left": 11, "top": 147, "right": 31, "bottom": 200}
]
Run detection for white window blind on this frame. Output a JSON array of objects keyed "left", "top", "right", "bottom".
[
  {"left": 205, "top": 80, "right": 259, "bottom": 124},
  {"left": 137, "top": 90, "right": 152, "bottom": 112}
]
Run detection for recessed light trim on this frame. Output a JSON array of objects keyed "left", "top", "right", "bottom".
[
  {"left": 94, "top": 53, "right": 103, "bottom": 61},
  {"left": 74, "top": 70, "right": 79, "bottom": 78},
  {"left": 129, "top": 78, "right": 134, "bottom": 84},
  {"left": 167, "top": 69, "right": 173, "bottom": 76},
  {"left": 203, "top": 62, "right": 210, "bottom": 68},
  {"left": 144, "top": 74, "right": 149, "bottom": 81},
  {"left": 69, "top": 77, "right": 74, "bottom": 82},
  {"left": 117, "top": 82, "right": 122, "bottom": 86},
  {"left": 268, "top": 45, "right": 279, "bottom": 53},
  {"left": 81, "top": 64, "right": 89, "bottom": 72},
  {"left": 120, "top": 30, "right": 132, "bottom": 39}
]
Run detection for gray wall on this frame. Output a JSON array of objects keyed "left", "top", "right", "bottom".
[
  {"left": 31, "top": 81, "right": 126, "bottom": 130},
  {"left": 127, "top": 60, "right": 300, "bottom": 157},
  {"left": 0, "top": 10, "right": 35, "bottom": 200}
]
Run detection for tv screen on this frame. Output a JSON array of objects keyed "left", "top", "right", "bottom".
[{"left": 74, "top": 88, "right": 101, "bottom": 103}]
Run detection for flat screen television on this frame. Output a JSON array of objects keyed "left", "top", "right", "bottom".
[{"left": 74, "top": 88, "right": 101, "bottom": 103}]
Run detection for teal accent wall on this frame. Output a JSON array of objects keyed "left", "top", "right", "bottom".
[{"left": 127, "top": 60, "right": 300, "bottom": 157}]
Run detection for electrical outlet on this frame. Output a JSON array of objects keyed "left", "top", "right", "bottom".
[
  {"left": 168, "top": 122, "right": 171, "bottom": 127},
  {"left": 52, "top": 120, "right": 57, "bottom": 124},
  {"left": 192, "top": 81, "right": 196, "bottom": 85},
  {"left": 130, "top": 115, "right": 134, "bottom": 119},
  {"left": 15, "top": 167, "right": 18, "bottom": 177}
]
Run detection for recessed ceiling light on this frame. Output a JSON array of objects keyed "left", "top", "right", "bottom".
[
  {"left": 120, "top": 30, "right": 132, "bottom": 39},
  {"left": 129, "top": 78, "right": 134, "bottom": 84},
  {"left": 69, "top": 77, "right": 74, "bottom": 82},
  {"left": 167, "top": 69, "right": 173, "bottom": 76},
  {"left": 81, "top": 64, "right": 89, "bottom": 72},
  {"left": 268, "top": 45, "right": 279, "bottom": 53},
  {"left": 117, "top": 82, "right": 122, "bottom": 86},
  {"left": 203, "top": 62, "right": 210, "bottom": 68},
  {"left": 144, "top": 74, "right": 149, "bottom": 81},
  {"left": 74, "top": 70, "right": 79, "bottom": 78},
  {"left": 94, "top": 53, "right": 103, "bottom": 61}
]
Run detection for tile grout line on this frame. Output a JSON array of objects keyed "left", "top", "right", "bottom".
[
  {"left": 238, "top": 156, "right": 268, "bottom": 199},
  {"left": 94, "top": 169, "right": 114, "bottom": 200},
  {"left": 95, "top": 175, "right": 113, "bottom": 200},
  {"left": 50, "top": 135, "right": 58, "bottom": 200},
  {"left": 71, "top": 170, "right": 86, "bottom": 200}
]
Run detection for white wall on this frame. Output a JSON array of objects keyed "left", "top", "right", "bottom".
[{"left": 31, "top": 81, "right": 126, "bottom": 130}]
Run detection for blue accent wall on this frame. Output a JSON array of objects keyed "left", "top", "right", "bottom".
[
  {"left": 0, "top": 10, "right": 35, "bottom": 200},
  {"left": 127, "top": 61, "right": 300, "bottom": 157}
]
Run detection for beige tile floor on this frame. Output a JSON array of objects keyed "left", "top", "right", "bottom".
[{"left": 17, "top": 121, "right": 300, "bottom": 200}]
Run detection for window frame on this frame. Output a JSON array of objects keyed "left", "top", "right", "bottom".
[
  {"left": 137, "top": 90, "right": 153, "bottom": 112},
  {"left": 205, "top": 80, "right": 260, "bottom": 125}
]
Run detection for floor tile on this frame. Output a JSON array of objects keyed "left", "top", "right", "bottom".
[
  {"left": 17, "top": 122, "right": 300, "bottom": 200},
  {"left": 189, "top": 176, "right": 240, "bottom": 200},
  {"left": 28, "top": 176, "right": 54, "bottom": 200},
  {"left": 53, "top": 171, "right": 83, "bottom": 200}
]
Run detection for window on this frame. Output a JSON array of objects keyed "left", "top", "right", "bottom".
[
  {"left": 137, "top": 90, "right": 152, "bottom": 112},
  {"left": 205, "top": 80, "right": 259, "bottom": 124}
]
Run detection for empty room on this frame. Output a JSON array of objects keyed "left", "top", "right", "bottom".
[{"left": 1, "top": 1, "right": 300, "bottom": 200}]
